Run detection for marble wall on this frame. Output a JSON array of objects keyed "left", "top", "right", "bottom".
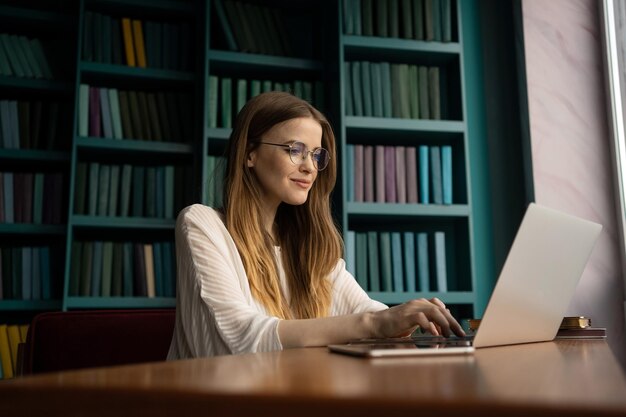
[{"left": 521, "top": 0, "right": 626, "bottom": 366}]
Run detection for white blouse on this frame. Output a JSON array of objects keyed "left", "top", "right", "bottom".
[{"left": 167, "top": 204, "right": 387, "bottom": 359}]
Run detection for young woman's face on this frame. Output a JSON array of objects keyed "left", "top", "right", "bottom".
[{"left": 247, "top": 117, "right": 323, "bottom": 213}]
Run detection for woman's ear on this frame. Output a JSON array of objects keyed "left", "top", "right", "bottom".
[{"left": 247, "top": 150, "right": 256, "bottom": 168}]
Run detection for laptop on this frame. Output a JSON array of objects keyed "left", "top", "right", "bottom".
[{"left": 329, "top": 203, "right": 603, "bottom": 358}]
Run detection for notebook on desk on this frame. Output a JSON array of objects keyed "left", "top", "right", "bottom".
[{"left": 329, "top": 203, "right": 603, "bottom": 358}]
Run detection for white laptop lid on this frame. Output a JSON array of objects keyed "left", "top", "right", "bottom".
[{"left": 473, "top": 203, "right": 602, "bottom": 348}]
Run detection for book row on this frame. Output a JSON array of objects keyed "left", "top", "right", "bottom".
[
  {"left": 345, "top": 61, "right": 441, "bottom": 120},
  {"left": 83, "top": 12, "right": 192, "bottom": 71},
  {"left": 343, "top": 0, "right": 452, "bottom": 42},
  {"left": 74, "top": 163, "right": 187, "bottom": 219},
  {"left": 69, "top": 240, "right": 176, "bottom": 298},
  {"left": 345, "top": 230, "right": 448, "bottom": 293},
  {"left": 214, "top": 0, "right": 293, "bottom": 56},
  {"left": 0, "top": 246, "right": 55, "bottom": 301},
  {"left": 0, "top": 172, "right": 65, "bottom": 224},
  {"left": 0, "top": 100, "right": 65, "bottom": 150},
  {"left": 78, "top": 85, "right": 193, "bottom": 143},
  {"left": 208, "top": 75, "right": 323, "bottom": 129},
  {"left": 205, "top": 155, "right": 226, "bottom": 209},
  {"left": 0, "top": 33, "right": 53, "bottom": 79},
  {"left": 346, "top": 144, "right": 452, "bottom": 205},
  {"left": 0, "top": 324, "right": 28, "bottom": 379}
]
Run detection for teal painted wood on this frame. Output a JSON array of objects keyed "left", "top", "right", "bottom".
[
  {"left": 346, "top": 117, "right": 465, "bottom": 133},
  {"left": 459, "top": 0, "right": 495, "bottom": 317},
  {"left": 208, "top": 50, "right": 324, "bottom": 72},
  {"left": 76, "top": 137, "right": 193, "bottom": 154},
  {"left": 0, "top": 149, "right": 69, "bottom": 162},
  {"left": 71, "top": 215, "right": 176, "bottom": 229},
  {"left": 0, "top": 224, "right": 66, "bottom": 235},
  {"left": 65, "top": 297, "right": 175, "bottom": 309},
  {"left": 0, "top": 76, "right": 72, "bottom": 93},
  {"left": 346, "top": 203, "right": 470, "bottom": 217},
  {"left": 0, "top": 300, "right": 62, "bottom": 311},
  {"left": 343, "top": 35, "right": 462, "bottom": 54},
  {"left": 368, "top": 291, "right": 475, "bottom": 305},
  {"left": 79, "top": 62, "right": 195, "bottom": 82},
  {"left": 206, "top": 127, "right": 231, "bottom": 140}
]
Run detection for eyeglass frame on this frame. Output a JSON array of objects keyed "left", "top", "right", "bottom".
[{"left": 253, "top": 140, "right": 331, "bottom": 171}]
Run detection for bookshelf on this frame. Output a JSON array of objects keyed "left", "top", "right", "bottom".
[{"left": 0, "top": 0, "right": 496, "bottom": 373}]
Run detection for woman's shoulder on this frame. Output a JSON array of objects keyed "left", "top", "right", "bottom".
[{"left": 177, "top": 204, "right": 225, "bottom": 227}]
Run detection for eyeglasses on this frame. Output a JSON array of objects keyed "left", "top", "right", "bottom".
[{"left": 255, "top": 140, "right": 330, "bottom": 171}]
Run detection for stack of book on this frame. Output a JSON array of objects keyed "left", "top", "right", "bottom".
[
  {"left": 0, "top": 247, "right": 55, "bottom": 302},
  {"left": 69, "top": 240, "right": 175, "bottom": 298},
  {"left": 74, "top": 163, "right": 184, "bottom": 219},
  {"left": 83, "top": 12, "right": 192, "bottom": 70},
  {"left": 0, "top": 100, "right": 64, "bottom": 150},
  {"left": 213, "top": 0, "right": 292, "bottom": 56},
  {"left": 345, "top": 61, "right": 441, "bottom": 120},
  {"left": 0, "top": 323, "right": 28, "bottom": 379},
  {"left": 345, "top": 230, "right": 448, "bottom": 293},
  {"left": 208, "top": 75, "right": 323, "bottom": 129},
  {"left": 78, "top": 84, "right": 192, "bottom": 143},
  {"left": 343, "top": 0, "right": 452, "bottom": 42},
  {"left": 0, "top": 33, "right": 53, "bottom": 79},
  {"left": 347, "top": 144, "right": 452, "bottom": 205},
  {"left": 0, "top": 172, "right": 64, "bottom": 224}
]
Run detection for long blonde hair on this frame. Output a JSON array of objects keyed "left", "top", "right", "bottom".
[{"left": 222, "top": 92, "right": 342, "bottom": 319}]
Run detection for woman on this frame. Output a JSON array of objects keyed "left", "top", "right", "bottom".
[{"left": 168, "top": 92, "right": 464, "bottom": 359}]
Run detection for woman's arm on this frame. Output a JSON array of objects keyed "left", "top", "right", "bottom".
[{"left": 278, "top": 298, "right": 465, "bottom": 348}]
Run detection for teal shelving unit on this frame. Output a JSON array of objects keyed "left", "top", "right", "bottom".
[{"left": 0, "top": 0, "right": 495, "bottom": 322}]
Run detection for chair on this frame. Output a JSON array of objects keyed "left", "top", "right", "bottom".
[{"left": 21, "top": 309, "right": 175, "bottom": 375}]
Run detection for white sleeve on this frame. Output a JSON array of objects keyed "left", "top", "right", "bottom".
[
  {"left": 329, "top": 258, "right": 388, "bottom": 315},
  {"left": 176, "top": 205, "right": 282, "bottom": 355}
]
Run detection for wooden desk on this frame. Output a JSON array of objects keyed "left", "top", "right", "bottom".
[{"left": 1, "top": 340, "right": 625, "bottom": 417}]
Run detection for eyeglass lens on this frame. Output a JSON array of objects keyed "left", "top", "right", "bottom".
[{"left": 290, "top": 141, "right": 329, "bottom": 170}]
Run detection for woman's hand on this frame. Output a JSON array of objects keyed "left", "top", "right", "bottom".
[{"left": 370, "top": 298, "right": 465, "bottom": 338}]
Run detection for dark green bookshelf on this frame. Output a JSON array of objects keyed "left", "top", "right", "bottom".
[{"left": 0, "top": 0, "right": 496, "bottom": 327}]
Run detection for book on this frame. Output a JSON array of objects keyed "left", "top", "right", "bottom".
[
  {"left": 403, "top": 231, "right": 416, "bottom": 291},
  {"left": 395, "top": 146, "right": 407, "bottom": 203},
  {"left": 355, "top": 232, "right": 369, "bottom": 290},
  {"left": 430, "top": 146, "right": 442, "bottom": 204},
  {"left": 361, "top": 61, "right": 373, "bottom": 117},
  {"left": 0, "top": 325, "right": 13, "bottom": 378},
  {"left": 97, "top": 164, "right": 110, "bottom": 216},
  {"left": 380, "top": 62, "right": 393, "bottom": 117},
  {"left": 388, "top": 0, "right": 399, "bottom": 38},
  {"left": 367, "top": 231, "right": 380, "bottom": 291},
  {"left": 91, "top": 241, "right": 103, "bottom": 297},
  {"left": 132, "top": 166, "right": 145, "bottom": 217},
  {"left": 433, "top": 231, "right": 447, "bottom": 291},
  {"left": 133, "top": 243, "right": 147, "bottom": 296},
  {"left": 413, "top": 0, "right": 424, "bottom": 40},
  {"left": 220, "top": 77, "right": 232, "bottom": 128},
  {"left": 379, "top": 232, "right": 393, "bottom": 291},
  {"left": 363, "top": 145, "right": 374, "bottom": 202},
  {"left": 343, "top": 0, "right": 353, "bottom": 34},
  {"left": 419, "top": 145, "right": 429, "bottom": 204},
  {"left": 144, "top": 244, "right": 156, "bottom": 297},
  {"left": 370, "top": 63, "right": 384, "bottom": 117},
  {"left": 401, "top": 0, "right": 413, "bottom": 39},
  {"left": 417, "top": 232, "right": 429, "bottom": 291},
  {"left": 428, "top": 66, "right": 441, "bottom": 119},
  {"left": 418, "top": 66, "right": 429, "bottom": 119},
  {"left": 121, "top": 18, "right": 136, "bottom": 66},
  {"left": 214, "top": 0, "right": 238, "bottom": 51},
  {"left": 354, "top": 144, "right": 364, "bottom": 202},
  {"left": 99, "top": 88, "right": 113, "bottom": 138},
  {"left": 441, "top": 145, "right": 452, "bottom": 204},
  {"left": 112, "top": 243, "right": 123, "bottom": 297},
  {"left": 351, "top": 62, "right": 363, "bottom": 116},
  {"left": 88, "top": 87, "right": 101, "bottom": 137},
  {"left": 375, "top": 145, "right": 385, "bottom": 203},
  {"left": 108, "top": 89, "right": 123, "bottom": 139},
  {"left": 108, "top": 165, "right": 120, "bottom": 216},
  {"left": 101, "top": 241, "right": 113, "bottom": 297},
  {"left": 123, "top": 242, "right": 133, "bottom": 296},
  {"left": 391, "top": 232, "right": 404, "bottom": 292},
  {"left": 120, "top": 164, "right": 133, "bottom": 217},
  {"left": 80, "top": 241, "right": 92, "bottom": 296},
  {"left": 69, "top": 242, "right": 81, "bottom": 296},
  {"left": 406, "top": 146, "right": 418, "bottom": 203},
  {"left": 6, "top": 325, "right": 20, "bottom": 375},
  {"left": 31, "top": 247, "right": 41, "bottom": 300},
  {"left": 153, "top": 242, "right": 163, "bottom": 296},
  {"left": 40, "top": 247, "right": 51, "bottom": 299},
  {"left": 384, "top": 146, "right": 396, "bottom": 202},
  {"left": 362, "top": 0, "right": 374, "bottom": 36}
]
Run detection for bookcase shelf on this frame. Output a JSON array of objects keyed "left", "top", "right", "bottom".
[
  {"left": 343, "top": 35, "right": 462, "bottom": 55},
  {"left": 0, "top": 224, "right": 66, "bottom": 235},
  {"left": 0, "top": 300, "right": 62, "bottom": 312},
  {"left": 346, "top": 203, "right": 470, "bottom": 217},
  {"left": 65, "top": 296, "right": 175, "bottom": 309},
  {"left": 346, "top": 116, "right": 465, "bottom": 133},
  {"left": 88, "top": 0, "right": 195, "bottom": 15},
  {"left": 370, "top": 291, "right": 475, "bottom": 305},
  {"left": 76, "top": 137, "right": 193, "bottom": 155},
  {"left": 0, "top": 5, "right": 75, "bottom": 28},
  {"left": 79, "top": 62, "right": 195, "bottom": 83},
  {"left": 206, "top": 127, "right": 231, "bottom": 141},
  {"left": 71, "top": 215, "right": 176, "bottom": 230},
  {"left": 0, "top": 76, "right": 73, "bottom": 93},
  {"left": 0, "top": 149, "right": 70, "bottom": 163},
  {"left": 208, "top": 50, "right": 324, "bottom": 73}
]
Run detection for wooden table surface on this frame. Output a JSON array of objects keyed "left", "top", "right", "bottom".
[{"left": 1, "top": 340, "right": 625, "bottom": 417}]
